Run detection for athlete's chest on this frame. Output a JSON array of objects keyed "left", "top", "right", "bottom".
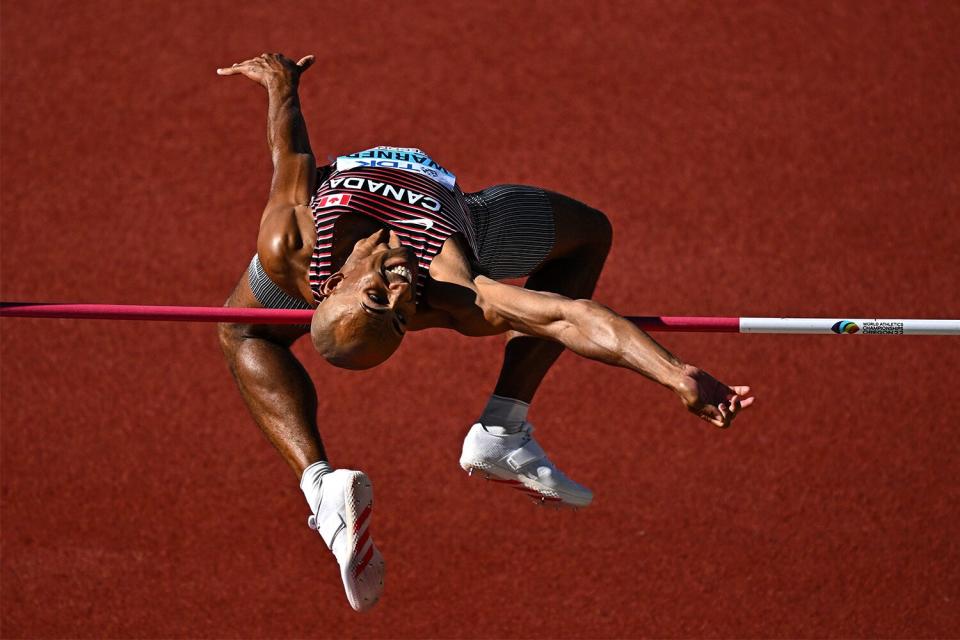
[
  {"left": 307, "top": 169, "right": 476, "bottom": 304},
  {"left": 313, "top": 167, "right": 472, "bottom": 240},
  {"left": 307, "top": 146, "right": 478, "bottom": 305}
]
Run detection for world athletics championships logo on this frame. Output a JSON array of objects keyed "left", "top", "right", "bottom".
[{"left": 831, "top": 320, "right": 860, "bottom": 334}]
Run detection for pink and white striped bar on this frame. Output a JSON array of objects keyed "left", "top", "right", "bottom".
[
  {"left": 0, "top": 303, "right": 313, "bottom": 324},
  {"left": 626, "top": 316, "right": 740, "bottom": 332},
  {"left": 1, "top": 303, "right": 958, "bottom": 334},
  {"left": 736, "top": 317, "right": 960, "bottom": 335}
]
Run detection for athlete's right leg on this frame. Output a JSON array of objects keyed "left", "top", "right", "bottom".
[
  {"left": 491, "top": 191, "right": 613, "bottom": 402},
  {"left": 218, "top": 268, "right": 383, "bottom": 612},
  {"left": 460, "top": 190, "right": 613, "bottom": 508},
  {"left": 217, "top": 274, "right": 325, "bottom": 474}
]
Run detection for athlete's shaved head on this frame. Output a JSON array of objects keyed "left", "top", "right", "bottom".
[
  {"left": 311, "top": 228, "right": 417, "bottom": 370},
  {"left": 311, "top": 295, "right": 401, "bottom": 369}
]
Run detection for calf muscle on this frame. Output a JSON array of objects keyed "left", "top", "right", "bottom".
[
  {"left": 219, "top": 325, "right": 326, "bottom": 475},
  {"left": 217, "top": 274, "right": 325, "bottom": 476}
]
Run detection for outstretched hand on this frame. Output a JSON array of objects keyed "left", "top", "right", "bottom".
[
  {"left": 216, "top": 52, "right": 315, "bottom": 89},
  {"left": 675, "top": 364, "right": 755, "bottom": 428}
]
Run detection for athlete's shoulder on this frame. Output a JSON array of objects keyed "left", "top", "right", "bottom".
[{"left": 256, "top": 203, "right": 316, "bottom": 298}]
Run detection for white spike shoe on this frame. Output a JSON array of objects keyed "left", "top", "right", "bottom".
[
  {"left": 306, "top": 469, "right": 385, "bottom": 612},
  {"left": 459, "top": 422, "right": 593, "bottom": 508}
]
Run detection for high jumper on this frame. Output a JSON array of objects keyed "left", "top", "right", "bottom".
[{"left": 213, "top": 52, "right": 754, "bottom": 611}]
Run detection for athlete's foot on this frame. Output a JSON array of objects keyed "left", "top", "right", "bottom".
[
  {"left": 306, "top": 469, "right": 385, "bottom": 612},
  {"left": 459, "top": 422, "right": 593, "bottom": 508}
]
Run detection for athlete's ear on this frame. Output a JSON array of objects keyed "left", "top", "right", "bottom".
[{"left": 320, "top": 272, "right": 345, "bottom": 296}]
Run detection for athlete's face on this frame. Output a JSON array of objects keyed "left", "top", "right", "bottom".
[{"left": 310, "top": 229, "right": 419, "bottom": 369}]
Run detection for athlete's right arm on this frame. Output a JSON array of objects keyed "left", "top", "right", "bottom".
[
  {"left": 216, "top": 54, "right": 327, "bottom": 473},
  {"left": 218, "top": 53, "right": 318, "bottom": 284},
  {"left": 218, "top": 53, "right": 317, "bottom": 210}
]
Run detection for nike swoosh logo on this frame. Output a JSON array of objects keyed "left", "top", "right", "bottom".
[{"left": 405, "top": 218, "right": 435, "bottom": 230}]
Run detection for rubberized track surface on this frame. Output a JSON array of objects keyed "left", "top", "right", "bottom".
[{"left": 2, "top": 2, "right": 959, "bottom": 637}]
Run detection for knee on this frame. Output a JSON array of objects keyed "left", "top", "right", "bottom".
[
  {"left": 572, "top": 205, "right": 612, "bottom": 255},
  {"left": 589, "top": 208, "right": 613, "bottom": 252},
  {"left": 217, "top": 321, "right": 245, "bottom": 356},
  {"left": 545, "top": 191, "right": 613, "bottom": 257}
]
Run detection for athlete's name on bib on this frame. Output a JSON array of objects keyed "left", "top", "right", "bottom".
[
  {"left": 336, "top": 146, "right": 456, "bottom": 190},
  {"left": 327, "top": 176, "right": 442, "bottom": 212}
]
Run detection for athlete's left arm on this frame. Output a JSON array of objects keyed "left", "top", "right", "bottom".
[{"left": 442, "top": 272, "right": 755, "bottom": 429}]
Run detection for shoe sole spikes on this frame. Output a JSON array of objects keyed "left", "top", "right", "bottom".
[{"left": 465, "top": 467, "right": 579, "bottom": 511}]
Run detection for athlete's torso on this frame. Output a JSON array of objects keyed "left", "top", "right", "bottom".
[{"left": 307, "top": 146, "right": 478, "bottom": 305}]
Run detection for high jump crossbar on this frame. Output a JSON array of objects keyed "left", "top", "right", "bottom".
[{"left": 1, "top": 302, "right": 958, "bottom": 335}]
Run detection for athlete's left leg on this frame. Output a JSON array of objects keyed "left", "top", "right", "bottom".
[
  {"left": 491, "top": 191, "right": 613, "bottom": 401},
  {"left": 460, "top": 191, "right": 612, "bottom": 507}
]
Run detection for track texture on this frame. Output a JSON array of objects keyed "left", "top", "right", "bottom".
[{"left": 2, "top": 1, "right": 959, "bottom": 637}]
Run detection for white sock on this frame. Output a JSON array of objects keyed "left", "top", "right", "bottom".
[
  {"left": 300, "top": 460, "right": 333, "bottom": 515},
  {"left": 479, "top": 394, "right": 529, "bottom": 435}
]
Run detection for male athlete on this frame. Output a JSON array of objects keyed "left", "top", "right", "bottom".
[{"left": 216, "top": 53, "right": 754, "bottom": 611}]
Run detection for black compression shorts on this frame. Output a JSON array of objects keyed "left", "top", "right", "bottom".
[{"left": 464, "top": 185, "right": 556, "bottom": 281}]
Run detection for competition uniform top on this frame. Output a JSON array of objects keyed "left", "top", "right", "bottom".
[{"left": 308, "top": 146, "right": 478, "bottom": 305}]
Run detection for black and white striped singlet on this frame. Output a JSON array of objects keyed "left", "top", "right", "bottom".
[
  {"left": 246, "top": 147, "right": 558, "bottom": 311},
  {"left": 308, "top": 164, "right": 480, "bottom": 304}
]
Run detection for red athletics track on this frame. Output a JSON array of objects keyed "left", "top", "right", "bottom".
[{"left": 2, "top": 2, "right": 959, "bottom": 637}]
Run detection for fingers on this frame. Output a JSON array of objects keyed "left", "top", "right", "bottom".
[
  {"left": 717, "top": 402, "right": 731, "bottom": 427},
  {"left": 216, "top": 67, "right": 248, "bottom": 76},
  {"left": 700, "top": 404, "right": 727, "bottom": 428},
  {"left": 217, "top": 54, "right": 314, "bottom": 78},
  {"left": 216, "top": 57, "right": 259, "bottom": 76},
  {"left": 217, "top": 53, "right": 276, "bottom": 75},
  {"left": 216, "top": 64, "right": 244, "bottom": 76},
  {"left": 704, "top": 393, "right": 751, "bottom": 429},
  {"left": 689, "top": 376, "right": 755, "bottom": 429},
  {"left": 710, "top": 403, "right": 734, "bottom": 428},
  {"left": 724, "top": 387, "right": 756, "bottom": 410}
]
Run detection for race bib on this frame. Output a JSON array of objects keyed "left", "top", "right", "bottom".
[{"left": 336, "top": 146, "right": 457, "bottom": 190}]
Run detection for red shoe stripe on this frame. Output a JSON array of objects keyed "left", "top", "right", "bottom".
[
  {"left": 354, "top": 504, "right": 372, "bottom": 533},
  {"left": 355, "top": 528, "right": 371, "bottom": 555},
  {"left": 353, "top": 545, "right": 375, "bottom": 578}
]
